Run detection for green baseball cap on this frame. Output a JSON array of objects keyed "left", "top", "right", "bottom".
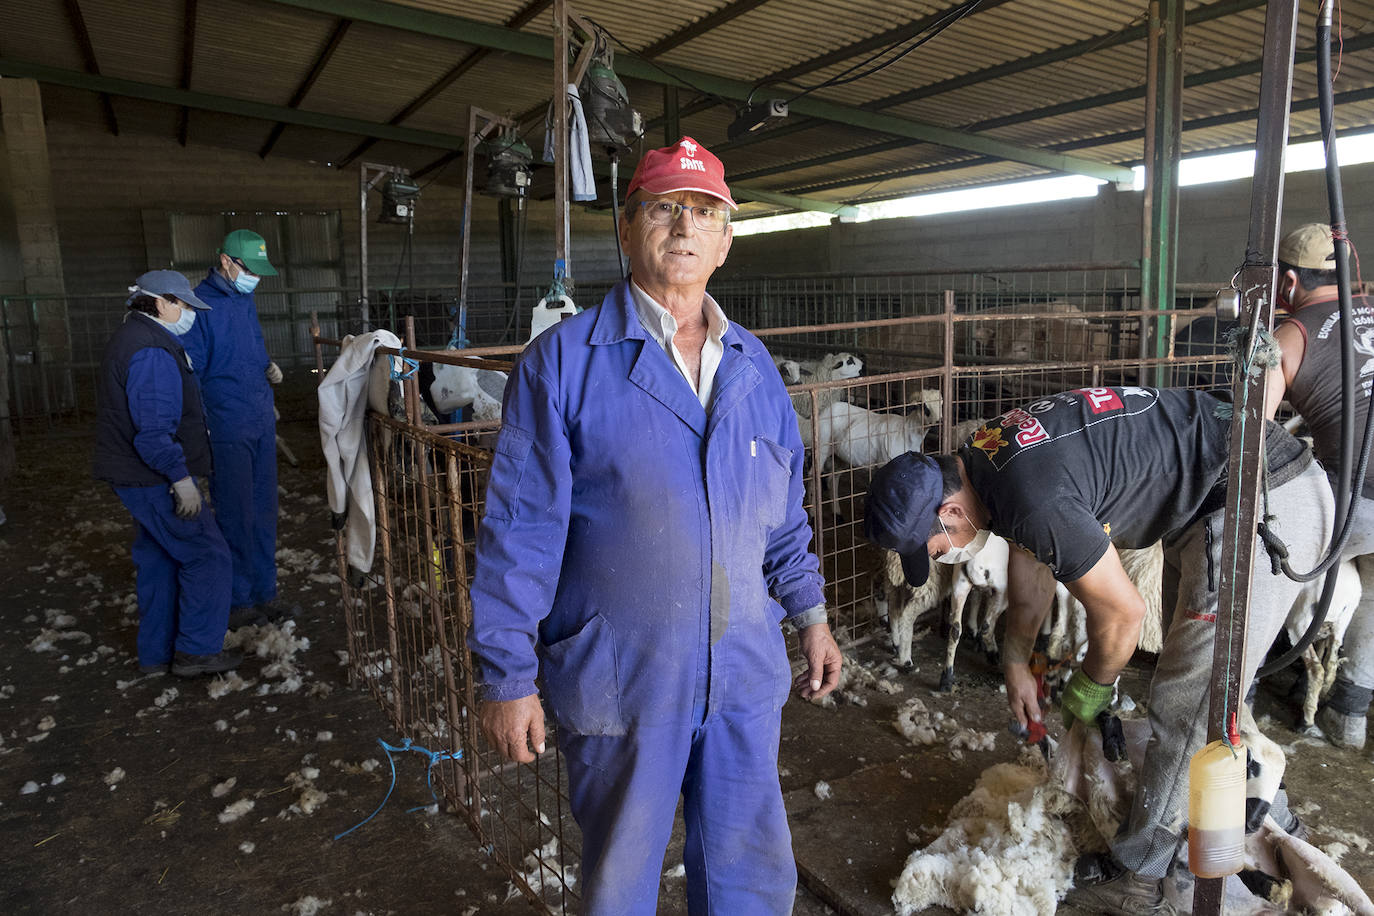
[{"left": 219, "top": 229, "right": 278, "bottom": 276}]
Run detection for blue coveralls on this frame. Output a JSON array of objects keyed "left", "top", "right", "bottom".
[
  {"left": 184, "top": 270, "right": 278, "bottom": 610},
  {"left": 469, "top": 280, "right": 825, "bottom": 915},
  {"left": 106, "top": 319, "right": 232, "bottom": 666}
]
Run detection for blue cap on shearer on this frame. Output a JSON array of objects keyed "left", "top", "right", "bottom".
[
  {"left": 864, "top": 451, "right": 945, "bottom": 587},
  {"left": 127, "top": 269, "right": 212, "bottom": 310}
]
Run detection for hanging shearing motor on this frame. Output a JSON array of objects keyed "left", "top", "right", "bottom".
[
  {"left": 377, "top": 171, "right": 420, "bottom": 224},
  {"left": 577, "top": 26, "right": 642, "bottom": 154},
  {"left": 481, "top": 132, "right": 534, "bottom": 198}
]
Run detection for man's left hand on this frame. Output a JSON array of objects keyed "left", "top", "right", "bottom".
[
  {"left": 266, "top": 361, "right": 283, "bottom": 385},
  {"left": 795, "top": 622, "right": 842, "bottom": 700}
]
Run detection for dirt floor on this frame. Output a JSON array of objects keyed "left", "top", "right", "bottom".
[{"left": 2, "top": 380, "right": 1373, "bottom": 914}]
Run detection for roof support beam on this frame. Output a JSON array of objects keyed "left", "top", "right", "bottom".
[
  {"left": 778, "top": 83, "right": 1374, "bottom": 199},
  {"left": 710, "top": 0, "right": 1268, "bottom": 153},
  {"left": 261, "top": 0, "right": 1134, "bottom": 183},
  {"left": 649, "top": 0, "right": 1017, "bottom": 130},
  {"left": 339, "top": 0, "right": 551, "bottom": 168},
  {"left": 177, "top": 0, "right": 198, "bottom": 146},
  {"left": 512, "top": 0, "right": 775, "bottom": 132},
  {"left": 732, "top": 187, "right": 858, "bottom": 219},
  {"left": 730, "top": 31, "right": 1374, "bottom": 187},
  {"left": 0, "top": 58, "right": 468, "bottom": 150},
  {"left": 259, "top": 18, "right": 350, "bottom": 158},
  {"left": 61, "top": 0, "right": 118, "bottom": 136}
]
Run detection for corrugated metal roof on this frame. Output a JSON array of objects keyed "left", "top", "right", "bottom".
[{"left": 6, "top": 0, "right": 1374, "bottom": 216}]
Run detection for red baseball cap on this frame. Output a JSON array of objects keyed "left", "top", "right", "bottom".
[{"left": 626, "top": 136, "right": 738, "bottom": 210}]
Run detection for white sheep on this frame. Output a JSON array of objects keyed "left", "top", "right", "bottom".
[
  {"left": 1285, "top": 558, "right": 1362, "bottom": 730},
  {"left": 1045, "top": 542, "right": 1164, "bottom": 665},
  {"left": 878, "top": 549, "right": 957, "bottom": 670},
  {"left": 940, "top": 534, "right": 1011, "bottom": 692},
  {"left": 788, "top": 352, "right": 864, "bottom": 442},
  {"left": 421, "top": 358, "right": 507, "bottom": 421},
  {"left": 811, "top": 390, "right": 944, "bottom": 519}
]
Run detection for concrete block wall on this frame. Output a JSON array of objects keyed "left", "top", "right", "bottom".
[
  {"left": 40, "top": 122, "right": 629, "bottom": 303},
  {"left": 1, "top": 80, "right": 68, "bottom": 302},
  {"left": 725, "top": 162, "right": 1374, "bottom": 287}
]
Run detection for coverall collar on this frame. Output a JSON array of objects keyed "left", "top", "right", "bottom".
[
  {"left": 199, "top": 268, "right": 240, "bottom": 297},
  {"left": 591, "top": 279, "right": 757, "bottom": 438}
]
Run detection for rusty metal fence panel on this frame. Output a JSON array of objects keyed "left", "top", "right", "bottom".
[{"left": 324, "top": 266, "right": 1238, "bottom": 912}]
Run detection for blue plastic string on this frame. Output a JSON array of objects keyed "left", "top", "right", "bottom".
[
  {"left": 389, "top": 347, "right": 420, "bottom": 381},
  {"left": 333, "top": 737, "right": 463, "bottom": 840},
  {"left": 546, "top": 259, "right": 568, "bottom": 303}
]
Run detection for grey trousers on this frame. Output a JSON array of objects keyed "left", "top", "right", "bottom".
[
  {"left": 1333, "top": 493, "right": 1374, "bottom": 691},
  {"left": 1112, "top": 459, "right": 1334, "bottom": 878}
]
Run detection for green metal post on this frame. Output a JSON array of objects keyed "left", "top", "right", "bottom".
[{"left": 1142, "top": 0, "right": 1184, "bottom": 386}]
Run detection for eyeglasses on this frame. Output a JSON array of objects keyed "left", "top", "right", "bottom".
[
  {"left": 231, "top": 257, "right": 258, "bottom": 278},
  {"left": 636, "top": 199, "right": 729, "bottom": 232}
]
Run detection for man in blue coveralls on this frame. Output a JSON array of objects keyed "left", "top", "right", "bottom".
[
  {"left": 184, "top": 230, "right": 295, "bottom": 628},
  {"left": 94, "top": 270, "right": 240, "bottom": 677},
  {"left": 469, "top": 136, "right": 843, "bottom": 915}
]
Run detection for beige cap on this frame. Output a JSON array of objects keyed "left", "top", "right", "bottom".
[{"left": 1278, "top": 223, "right": 1336, "bottom": 270}]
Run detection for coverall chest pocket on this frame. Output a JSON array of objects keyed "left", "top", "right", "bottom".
[
  {"left": 540, "top": 614, "right": 625, "bottom": 736},
  {"left": 751, "top": 436, "right": 793, "bottom": 532}
]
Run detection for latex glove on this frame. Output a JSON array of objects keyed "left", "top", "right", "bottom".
[
  {"left": 265, "top": 361, "right": 283, "bottom": 385},
  {"left": 1061, "top": 668, "right": 1114, "bottom": 729},
  {"left": 170, "top": 476, "right": 202, "bottom": 519}
]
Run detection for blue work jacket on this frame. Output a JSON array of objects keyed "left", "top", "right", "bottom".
[
  {"left": 469, "top": 280, "right": 825, "bottom": 735},
  {"left": 184, "top": 270, "right": 275, "bottom": 439}
]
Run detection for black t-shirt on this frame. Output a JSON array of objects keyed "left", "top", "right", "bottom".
[{"left": 958, "top": 387, "right": 1231, "bottom": 582}]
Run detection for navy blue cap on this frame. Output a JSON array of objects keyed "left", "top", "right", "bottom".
[
  {"left": 127, "top": 269, "right": 211, "bottom": 310},
  {"left": 864, "top": 451, "right": 944, "bottom": 587}
]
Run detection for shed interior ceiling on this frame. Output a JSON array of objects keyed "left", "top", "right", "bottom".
[{"left": 3, "top": 0, "right": 1374, "bottom": 216}]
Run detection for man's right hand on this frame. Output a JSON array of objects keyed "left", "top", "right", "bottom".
[
  {"left": 479, "top": 694, "right": 546, "bottom": 764},
  {"left": 1004, "top": 660, "right": 1043, "bottom": 730}
]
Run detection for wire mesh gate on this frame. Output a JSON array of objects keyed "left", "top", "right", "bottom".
[
  {"left": 342, "top": 411, "right": 583, "bottom": 912},
  {"left": 325, "top": 274, "right": 1233, "bottom": 914}
]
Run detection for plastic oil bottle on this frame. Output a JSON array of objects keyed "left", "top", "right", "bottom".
[{"left": 1188, "top": 716, "right": 1247, "bottom": 878}]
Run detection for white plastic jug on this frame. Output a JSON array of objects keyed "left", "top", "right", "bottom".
[{"left": 529, "top": 294, "right": 578, "bottom": 343}]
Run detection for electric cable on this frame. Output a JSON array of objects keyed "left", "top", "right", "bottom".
[
  {"left": 771, "top": 0, "right": 985, "bottom": 106},
  {"left": 609, "top": 148, "right": 626, "bottom": 280},
  {"left": 586, "top": 17, "right": 737, "bottom": 111}
]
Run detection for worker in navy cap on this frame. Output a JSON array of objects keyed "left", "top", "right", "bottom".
[
  {"left": 94, "top": 270, "right": 240, "bottom": 677},
  {"left": 184, "top": 230, "right": 297, "bottom": 629},
  {"left": 865, "top": 386, "right": 1333, "bottom": 914},
  {"left": 469, "top": 136, "right": 841, "bottom": 914}
]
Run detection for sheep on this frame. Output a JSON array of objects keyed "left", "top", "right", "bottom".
[
  {"left": 811, "top": 389, "right": 944, "bottom": 519},
  {"left": 878, "top": 549, "right": 957, "bottom": 670},
  {"left": 1285, "top": 557, "right": 1362, "bottom": 730},
  {"left": 1044, "top": 542, "right": 1165, "bottom": 665},
  {"left": 419, "top": 357, "right": 507, "bottom": 422},
  {"left": 788, "top": 352, "right": 864, "bottom": 440},
  {"left": 940, "top": 533, "right": 1011, "bottom": 692}
]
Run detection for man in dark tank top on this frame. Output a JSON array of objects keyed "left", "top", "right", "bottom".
[{"left": 1267, "top": 222, "right": 1374, "bottom": 749}]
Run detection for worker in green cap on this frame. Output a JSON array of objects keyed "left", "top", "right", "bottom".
[{"left": 184, "top": 229, "right": 297, "bottom": 628}]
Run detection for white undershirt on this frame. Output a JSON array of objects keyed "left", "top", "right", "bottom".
[{"left": 629, "top": 281, "right": 729, "bottom": 410}]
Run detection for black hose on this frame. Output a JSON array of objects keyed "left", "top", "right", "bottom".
[
  {"left": 609, "top": 149, "right": 626, "bottom": 280},
  {"left": 1260, "top": 3, "right": 1372, "bottom": 676}
]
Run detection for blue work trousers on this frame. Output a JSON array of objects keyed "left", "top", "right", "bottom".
[
  {"left": 209, "top": 427, "right": 278, "bottom": 608},
  {"left": 560, "top": 706, "right": 796, "bottom": 916},
  {"left": 115, "top": 484, "right": 232, "bottom": 666}
]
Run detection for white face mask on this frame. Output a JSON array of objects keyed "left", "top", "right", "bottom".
[
  {"left": 934, "top": 517, "right": 990, "bottom": 565},
  {"left": 154, "top": 307, "right": 196, "bottom": 335}
]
